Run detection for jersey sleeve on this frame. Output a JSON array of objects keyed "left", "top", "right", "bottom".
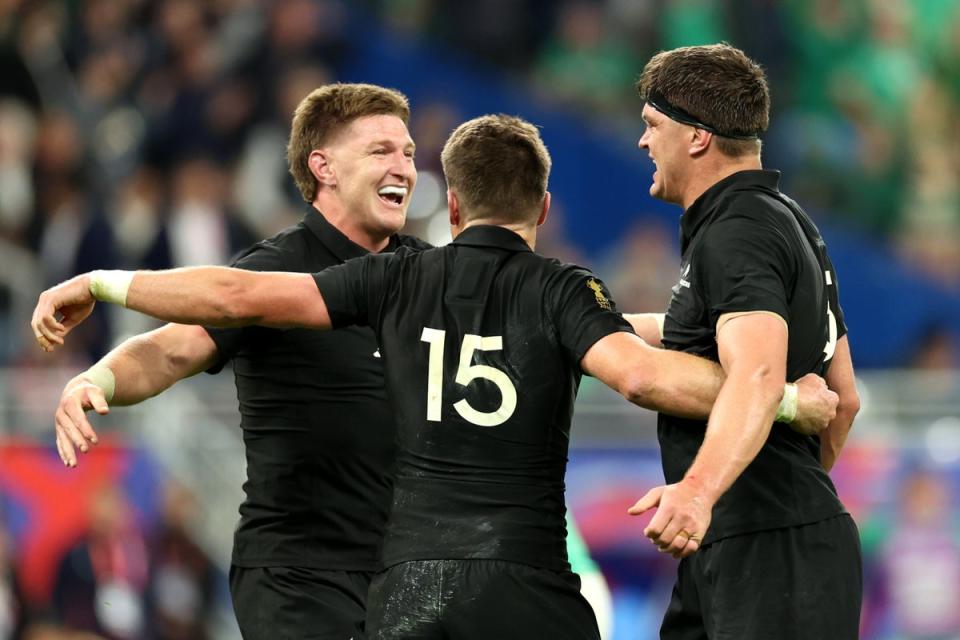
[
  {"left": 550, "top": 267, "right": 634, "bottom": 362},
  {"left": 312, "top": 252, "right": 393, "bottom": 330},
  {"left": 204, "top": 243, "right": 287, "bottom": 374},
  {"left": 696, "top": 216, "right": 793, "bottom": 329}
]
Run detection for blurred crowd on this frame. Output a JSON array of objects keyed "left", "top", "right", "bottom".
[
  {"left": 378, "top": 0, "right": 960, "bottom": 286},
  {"left": 1, "top": 0, "right": 958, "bottom": 365},
  {"left": 0, "top": 476, "right": 216, "bottom": 640}
]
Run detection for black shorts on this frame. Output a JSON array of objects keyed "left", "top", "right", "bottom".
[
  {"left": 366, "top": 559, "right": 599, "bottom": 640},
  {"left": 230, "top": 565, "right": 373, "bottom": 639},
  {"left": 661, "top": 514, "right": 862, "bottom": 640}
]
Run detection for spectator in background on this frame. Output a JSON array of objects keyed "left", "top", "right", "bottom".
[
  {"left": 0, "top": 507, "right": 28, "bottom": 640},
  {"left": 52, "top": 484, "right": 148, "bottom": 640},
  {"left": 877, "top": 469, "right": 960, "bottom": 639},
  {"left": 141, "top": 155, "right": 255, "bottom": 271},
  {"left": 146, "top": 482, "right": 215, "bottom": 640},
  {"left": 533, "top": 1, "right": 639, "bottom": 114}
]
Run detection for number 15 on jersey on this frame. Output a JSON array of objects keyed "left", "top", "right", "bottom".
[{"left": 421, "top": 327, "right": 518, "bottom": 427}]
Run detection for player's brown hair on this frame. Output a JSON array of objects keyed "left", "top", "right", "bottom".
[
  {"left": 440, "top": 114, "right": 551, "bottom": 223},
  {"left": 287, "top": 83, "right": 410, "bottom": 202},
  {"left": 637, "top": 43, "right": 769, "bottom": 157}
]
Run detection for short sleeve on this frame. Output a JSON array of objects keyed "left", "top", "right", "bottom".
[
  {"left": 312, "top": 252, "right": 394, "bottom": 330},
  {"left": 204, "top": 243, "right": 286, "bottom": 373},
  {"left": 549, "top": 266, "right": 634, "bottom": 363},
  {"left": 696, "top": 217, "right": 793, "bottom": 329}
]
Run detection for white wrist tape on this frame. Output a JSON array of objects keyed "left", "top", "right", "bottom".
[
  {"left": 654, "top": 313, "right": 666, "bottom": 339},
  {"left": 84, "top": 365, "right": 116, "bottom": 402},
  {"left": 775, "top": 382, "right": 798, "bottom": 423},
  {"left": 89, "top": 270, "right": 135, "bottom": 306}
]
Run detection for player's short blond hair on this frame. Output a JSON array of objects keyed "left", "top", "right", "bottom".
[
  {"left": 287, "top": 83, "right": 410, "bottom": 202},
  {"left": 441, "top": 114, "right": 551, "bottom": 223}
]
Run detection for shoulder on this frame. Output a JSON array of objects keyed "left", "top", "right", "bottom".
[{"left": 395, "top": 233, "right": 433, "bottom": 252}]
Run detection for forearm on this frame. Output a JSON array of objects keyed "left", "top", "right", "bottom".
[
  {"left": 86, "top": 267, "right": 327, "bottom": 329},
  {"left": 821, "top": 336, "right": 859, "bottom": 471},
  {"left": 82, "top": 325, "right": 216, "bottom": 406},
  {"left": 124, "top": 267, "right": 278, "bottom": 327},
  {"left": 626, "top": 348, "right": 724, "bottom": 418},
  {"left": 684, "top": 369, "right": 782, "bottom": 502},
  {"left": 623, "top": 313, "right": 664, "bottom": 347},
  {"left": 820, "top": 407, "right": 855, "bottom": 472}
]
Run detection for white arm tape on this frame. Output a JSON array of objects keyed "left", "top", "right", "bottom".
[
  {"left": 775, "top": 382, "right": 798, "bottom": 423},
  {"left": 653, "top": 313, "right": 666, "bottom": 339},
  {"left": 89, "top": 270, "right": 135, "bottom": 307},
  {"left": 84, "top": 364, "right": 116, "bottom": 403}
]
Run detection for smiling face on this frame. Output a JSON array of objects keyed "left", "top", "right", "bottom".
[
  {"left": 638, "top": 103, "right": 693, "bottom": 206},
  {"left": 320, "top": 114, "right": 417, "bottom": 243}
]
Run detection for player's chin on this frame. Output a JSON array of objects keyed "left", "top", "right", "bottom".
[
  {"left": 374, "top": 206, "right": 407, "bottom": 234},
  {"left": 648, "top": 179, "right": 663, "bottom": 200}
]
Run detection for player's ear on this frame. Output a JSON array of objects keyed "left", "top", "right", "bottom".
[
  {"left": 689, "top": 128, "right": 711, "bottom": 157},
  {"left": 309, "top": 149, "right": 336, "bottom": 188},
  {"left": 447, "top": 189, "right": 461, "bottom": 227},
  {"left": 536, "top": 192, "right": 551, "bottom": 227}
]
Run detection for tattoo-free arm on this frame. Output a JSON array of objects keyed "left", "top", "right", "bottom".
[
  {"left": 55, "top": 323, "right": 219, "bottom": 467},
  {"left": 821, "top": 336, "right": 859, "bottom": 471},
  {"left": 683, "top": 312, "right": 787, "bottom": 504}
]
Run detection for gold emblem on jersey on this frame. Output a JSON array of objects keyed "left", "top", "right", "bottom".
[{"left": 587, "top": 278, "right": 612, "bottom": 311}]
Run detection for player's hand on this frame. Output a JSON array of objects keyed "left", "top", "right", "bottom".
[
  {"left": 55, "top": 377, "right": 108, "bottom": 467},
  {"left": 790, "top": 373, "right": 838, "bottom": 436},
  {"left": 32, "top": 274, "right": 95, "bottom": 352},
  {"left": 627, "top": 479, "right": 713, "bottom": 559}
]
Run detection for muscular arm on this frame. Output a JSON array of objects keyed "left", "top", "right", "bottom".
[
  {"left": 101, "top": 323, "right": 219, "bottom": 404},
  {"left": 125, "top": 267, "right": 332, "bottom": 329},
  {"left": 55, "top": 324, "right": 219, "bottom": 467},
  {"left": 684, "top": 312, "right": 787, "bottom": 503},
  {"left": 581, "top": 329, "right": 835, "bottom": 429},
  {"left": 628, "top": 312, "right": 788, "bottom": 558},
  {"left": 581, "top": 331, "right": 722, "bottom": 419},
  {"left": 33, "top": 267, "right": 333, "bottom": 345},
  {"left": 820, "top": 336, "right": 859, "bottom": 471}
]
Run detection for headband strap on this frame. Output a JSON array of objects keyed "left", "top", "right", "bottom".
[{"left": 646, "top": 90, "right": 760, "bottom": 140}]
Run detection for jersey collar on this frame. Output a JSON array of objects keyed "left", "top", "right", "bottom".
[
  {"left": 450, "top": 225, "right": 533, "bottom": 252},
  {"left": 680, "top": 169, "right": 781, "bottom": 249},
  {"left": 302, "top": 205, "right": 398, "bottom": 261}
]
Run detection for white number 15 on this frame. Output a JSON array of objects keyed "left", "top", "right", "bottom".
[{"left": 421, "top": 327, "right": 518, "bottom": 427}]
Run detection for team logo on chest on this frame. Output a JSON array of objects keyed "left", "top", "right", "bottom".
[
  {"left": 586, "top": 278, "right": 612, "bottom": 310},
  {"left": 678, "top": 262, "right": 692, "bottom": 289}
]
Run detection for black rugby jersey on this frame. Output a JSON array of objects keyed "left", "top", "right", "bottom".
[
  {"left": 314, "top": 225, "right": 632, "bottom": 571},
  {"left": 205, "top": 207, "right": 430, "bottom": 570},
  {"left": 661, "top": 170, "right": 848, "bottom": 545}
]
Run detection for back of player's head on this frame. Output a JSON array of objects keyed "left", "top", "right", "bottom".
[
  {"left": 441, "top": 114, "right": 551, "bottom": 223},
  {"left": 636, "top": 43, "right": 769, "bottom": 158},
  {"left": 287, "top": 83, "right": 410, "bottom": 202}
]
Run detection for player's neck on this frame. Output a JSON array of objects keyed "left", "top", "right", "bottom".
[
  {"left": 681, "top": 156, "right": 762, "bottom": 210},
  {"left": 459, "top": 219, "right": 538, "bottom": 250},
  {"left": 310, "top": 202, "right": 391, "bottom": 253}
]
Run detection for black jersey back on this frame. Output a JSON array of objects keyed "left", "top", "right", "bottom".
[
  {"left": 661, "top": 170, "right": 848, "bottom": 544},
  {"left": 204, "top": 208, "right": 430, "bottom": 570},
  {"left": 314, "top": 225, "right": 632, "bottom": 571}
]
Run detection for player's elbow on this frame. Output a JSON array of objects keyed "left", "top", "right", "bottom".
[
  {"left": 740, "top": 362, "right": 785, "bottom": 405},
  {"left": 837, "top": 389, "right": 861, "bottom": 423},
  {"left": 620, "top": 369, "right": 658, "bottom": 408}
]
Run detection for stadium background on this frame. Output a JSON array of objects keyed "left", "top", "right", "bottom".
[{"left": 1, "top": 0, "right": 959, "bottom": 637}]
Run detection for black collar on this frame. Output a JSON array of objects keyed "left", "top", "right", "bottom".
[
  {"left": 301, "top": 205, "right": 399, "bottom": 261},
  {"left": 450, "top": 225, "right": 533, "bottom": 253},
  {"left": 680, "top": 170, "right": 781, "bottom": 248}
]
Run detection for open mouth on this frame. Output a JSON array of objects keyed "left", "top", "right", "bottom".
[{"left": 378, "top": 185, "right": 408, "bottom": 207}]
